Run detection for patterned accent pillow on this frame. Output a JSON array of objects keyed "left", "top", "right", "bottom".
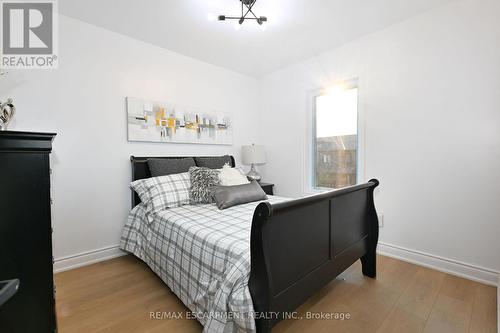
[
  {"left": 130, "top": 172, "right": 191, "bottom": 213},
  {"left": 189, "top": 166, "right": 220, "bottom": 204}
]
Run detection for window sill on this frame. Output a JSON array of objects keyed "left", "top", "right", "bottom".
[{"left": 302, "top": 187, "right": 332, "bottom": 196}]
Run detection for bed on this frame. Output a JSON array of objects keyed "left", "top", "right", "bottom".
[{"left": 121, "top": 156, "right": 379, "bottom": 333}]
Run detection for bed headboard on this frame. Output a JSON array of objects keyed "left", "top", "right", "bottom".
[{"left": 130, "top": 155, "right": 236, "bottom": 208}]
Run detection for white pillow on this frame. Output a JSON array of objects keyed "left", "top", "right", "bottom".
[
  {"left": 218, "top": 163, "right": 250, "bottom": 186},
  {"left": 130, "top": 172, "right": 191, "bottom": 213}
]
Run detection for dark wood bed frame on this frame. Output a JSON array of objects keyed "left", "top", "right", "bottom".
[{"left": 130, "top": 155, "right": 379, "bottom": 333}]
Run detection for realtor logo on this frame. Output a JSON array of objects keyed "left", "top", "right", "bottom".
[{"left": 1, "top": 0, "right": 57, "bottom": 68}]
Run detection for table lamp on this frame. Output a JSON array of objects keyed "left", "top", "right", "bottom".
[{"left": 242, "top": 144, "right": 266, "bottom": 182}]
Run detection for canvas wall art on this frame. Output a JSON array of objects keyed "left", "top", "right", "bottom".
[{"left": 126, "top": 97, "right": 232, "bottom": 145}]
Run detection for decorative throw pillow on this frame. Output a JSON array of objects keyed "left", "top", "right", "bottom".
[
  {"left": 213, "top": 181, "right": 267, "bottom": 210},
  {"left": 189, "top": 166, "right": 220, "bottom": 204},
  {"left": 194, "top": 155, "right": 232, "bottom": 169},
  {"left": 219, "top": 163, "right": 250, "bottom": 186},
  {"left": 130, "top": 172, "right": 191, "bottom": 213},
  {"left": 147, "top": 157, "right": 196, "bottom": 177}
]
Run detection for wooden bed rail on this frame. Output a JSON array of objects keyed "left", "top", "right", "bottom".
[{"left": 249, "top": 179, "right": 380, "bottom": 333}]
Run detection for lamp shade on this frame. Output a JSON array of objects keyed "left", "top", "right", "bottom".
[{"left": 241, "top": 144, "right": 266, "bottom": 165}]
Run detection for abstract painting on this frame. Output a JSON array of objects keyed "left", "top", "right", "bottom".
[{"left": 126, "top": 97, "right": 232, "bottom": 145}]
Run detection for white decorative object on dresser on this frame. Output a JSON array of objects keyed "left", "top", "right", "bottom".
[
  {"left": 0, "top": 71, "right": 15, "bottom": 131},
  {"left": 0, "top": 98, "right": 15, "bottom": 131}
]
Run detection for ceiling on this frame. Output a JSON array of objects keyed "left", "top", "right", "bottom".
[{"left": 59, "top": 0, "right": 455, "bottom": 78}]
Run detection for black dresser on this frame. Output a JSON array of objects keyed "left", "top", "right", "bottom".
[{"left": 0, "top": 131, "right": 57, "bottom": 333}]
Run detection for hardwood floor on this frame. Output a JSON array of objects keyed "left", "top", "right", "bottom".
[{"left": 55, "top": 255, "right": 497, "bottom": 333}]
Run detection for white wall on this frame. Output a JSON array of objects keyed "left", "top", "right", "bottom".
[
  {"left": 259, "top": 0, "right": 500, "bottom": 276},
  {"left": 1, "top": 15, "right": 260, "bottom": 265}
]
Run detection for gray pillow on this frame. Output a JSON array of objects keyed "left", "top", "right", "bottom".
[
  {"left": 148, "top": 158, "right": 196, "bottom": 177},
  {"left": 213, "top": 181, "right": 267, "bottom": 210},
  {"left": 195, "top": 155, "right": 232, "bottom": 169},
  {"left": 189, "top": 166, "right": 220, "bottom": 204}
]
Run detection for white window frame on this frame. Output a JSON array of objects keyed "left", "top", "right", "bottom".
[{"left": 303, "top": 79, "right": 366, "bottom": 194}]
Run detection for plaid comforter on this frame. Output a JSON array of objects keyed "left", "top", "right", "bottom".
[{"left": 120, "top": 196, "right": 288, "bottom": 333}]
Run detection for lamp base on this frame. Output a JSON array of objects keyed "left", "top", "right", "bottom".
[{"left": 246, "top": 164, "right": 262, "bottom": 182}]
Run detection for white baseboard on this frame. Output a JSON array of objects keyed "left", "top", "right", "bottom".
[
  {"left": 54, "top": 245, "right": 126, "bottom": 273},
  {"left": 53, "top": 242, "right": 499, "bottom": 288},
  {"left": 378, "top": 242, "right": 499, "bottom": 286}
]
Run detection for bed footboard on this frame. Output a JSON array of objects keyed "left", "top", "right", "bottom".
[{"left": 248, "top": 179, "right": 379, "bottom": 333}]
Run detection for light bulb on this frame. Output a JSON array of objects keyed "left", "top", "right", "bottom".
[{"left": 234, "top": 24, "right": 242, "bottom": 31}]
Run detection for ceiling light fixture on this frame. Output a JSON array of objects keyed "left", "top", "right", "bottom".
[{"left": 218, "top": 0, "right": 267, "bottom": 28}]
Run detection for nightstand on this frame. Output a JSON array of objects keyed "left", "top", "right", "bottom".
[{"left": 259, "top": 182, "right": 274, "bottom": 195}]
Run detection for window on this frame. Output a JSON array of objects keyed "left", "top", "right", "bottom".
[{"left": 312, "top": 85, "right": 359, "bottom": 190}]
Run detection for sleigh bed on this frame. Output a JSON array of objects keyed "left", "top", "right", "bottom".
[{"left": 121, "top": 155, "right": 379, "bottom": 333}]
